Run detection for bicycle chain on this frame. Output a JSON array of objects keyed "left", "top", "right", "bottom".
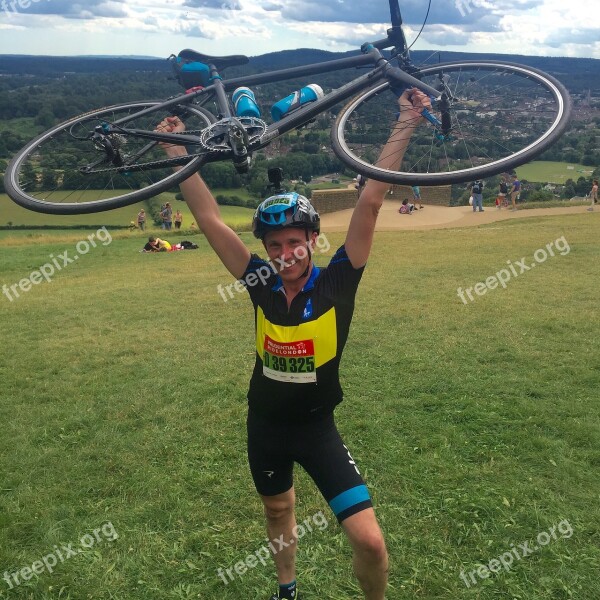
[
  {"left": 85, "top": 120, "right": 266, "bottom": 174},
  {"left": 84, "top": 154, "right": 200, "bottom": 175},
  {"left": 84, "top": 130, "right": 207, "bottom": 174}
]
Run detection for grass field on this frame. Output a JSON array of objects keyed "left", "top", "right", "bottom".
[
  {"left": 0, "top": 193, "right": 254, "bottom": 230},
  {"left": 516, "top": 161, "right": 594, "bottom": 184},
  {"left": 0, "top": 212, "right": 599, "bottom": 599}
]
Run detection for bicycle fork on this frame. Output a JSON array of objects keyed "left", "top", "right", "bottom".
[{"left": 363, "top": 44, "right": 453, "bottom": 141}]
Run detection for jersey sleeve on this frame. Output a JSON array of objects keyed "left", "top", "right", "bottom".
[
  {"left": 241, "top": 254, "right": 277, "bottom": 305},
  {"left": 320, "top": 245, "right": 365, "bottom": 304}
]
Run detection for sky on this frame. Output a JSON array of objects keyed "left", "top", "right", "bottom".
[{"left": 0, "top": 0, "right": 598, "bottom": 60}]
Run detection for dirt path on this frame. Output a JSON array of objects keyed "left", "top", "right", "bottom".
[{"left": 320, "top": 201, "right": 593, "bottom": 232}]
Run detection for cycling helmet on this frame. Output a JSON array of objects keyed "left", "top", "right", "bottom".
[{"left": 252, "top": 192, "right": 320, "bottom": 239}]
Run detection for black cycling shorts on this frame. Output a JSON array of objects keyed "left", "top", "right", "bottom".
[{"left": 247, "top": 410, "right": 373, "bottom": 522}]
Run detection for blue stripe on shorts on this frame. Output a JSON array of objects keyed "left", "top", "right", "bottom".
[{"left": 329, "top": 485, "right": 371, "bottom": 517}]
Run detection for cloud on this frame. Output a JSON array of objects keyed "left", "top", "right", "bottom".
[
  {"left": 183, "top": 0, "right": 241, "bottom": 9},
  {"left": 8, "top": 0, "right": 128, "bottom": 18},
  {"left": 540, "top": 27, "right": 600, "bottom": 48},
  {"left": 269, "top": 0, "right": 498, "bottom": 26},
  {"left": 285, "top": 21, "right": 389, "bottom": 48},
  {"left": 0, "top": 0, "right": 597, "bottom": 59}
]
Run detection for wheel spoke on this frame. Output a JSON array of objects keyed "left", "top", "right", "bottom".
[
  {"left": 332, "top": 61, "right": 571, "bottom": 185},
  {"left": 6, "top": 102, "right": 215, "bottom": 214}
]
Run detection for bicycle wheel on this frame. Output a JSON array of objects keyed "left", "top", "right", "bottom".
[
  {"left": 4, "top": 101, "right": 216, "bottom": 214},
  {"left": 332, "top": 60, "right": 572, "bottom": 185}
]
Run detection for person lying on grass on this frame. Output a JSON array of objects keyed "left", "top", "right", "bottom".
[{"left": 143, "top": 236, "right": 172, "bottom": 252}]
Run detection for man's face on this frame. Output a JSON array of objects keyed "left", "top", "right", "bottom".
[{"left": 263, "top": 228, "right": 317, "bottom": 281}]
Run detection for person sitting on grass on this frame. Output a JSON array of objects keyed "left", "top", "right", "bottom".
[{"left": 399, "top": 198, "right": 415, "bottom": 214}]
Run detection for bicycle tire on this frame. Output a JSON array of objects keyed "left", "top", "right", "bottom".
[
  {"left": 331, "top": 60, "right": 572, "bottom": 185},
  {"left": 4, "top": 101, "right": 216, "bottom": 214}
]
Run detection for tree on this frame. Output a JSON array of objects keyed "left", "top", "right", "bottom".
[
  {"left": 41, "top": 170, "right": 57, "bottom": 191},
  {"left": 34, "top": 109, "right": 55, "bottom": 128}
]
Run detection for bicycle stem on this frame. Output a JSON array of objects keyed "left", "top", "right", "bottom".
[{"left": 362, "top": 44, "right": 441, "bottom": 101}]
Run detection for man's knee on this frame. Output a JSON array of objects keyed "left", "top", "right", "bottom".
[
  {"left": 355, "top": 530, "right": 388, "bottom": 563},
  {"left": 262, "top": 494, "right": 295, "bottom": 521}
]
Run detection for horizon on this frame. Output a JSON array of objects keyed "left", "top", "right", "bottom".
[
  {"left": 0, "top": 0, "right": 597, "bottom": 60},
  {"left": 2, "top": 48, "right": 599, "bottom": 62}
]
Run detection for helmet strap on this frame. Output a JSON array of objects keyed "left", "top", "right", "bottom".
[{"left": 296, "top": 228, "right": 313, "bottom": 281}]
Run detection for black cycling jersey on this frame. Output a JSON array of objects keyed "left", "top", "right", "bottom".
[{"left": 241, "top": 245, "right": 364, "bottom": 424}]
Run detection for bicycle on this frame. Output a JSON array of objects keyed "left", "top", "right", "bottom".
[{"left": 4, "top": 0, "right": 572, "bottom": 215}]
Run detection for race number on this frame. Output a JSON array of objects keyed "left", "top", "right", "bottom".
[{"left": 263, "top": 335, "right": 316, "bottom": 383}]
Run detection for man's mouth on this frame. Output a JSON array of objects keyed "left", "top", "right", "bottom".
[{"left": 281, "top": 259, "right": 297, "bottom": 270}]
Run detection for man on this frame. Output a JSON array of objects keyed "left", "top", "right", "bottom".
[
  {"left": 411, "top": 185, "right": 423, "bottom": 209},
  {"left": 158, "top": 88, "right": 431, "bottom": 600},
  {"left": 161, "top": 202, "right": 173, "bottom": 230},
  {"left": 137, "top": 208, "right": 146, "bottom": 231},
  {"left": 469, "top": 179, "right": 484, "bottom": 212},
  {"left": 174, "top": 209, "right": 183, "bottom": 229},
  {"left": 355, "top": 173, "right": 367, "bottom": 196},
  {"left": 588, "top": 179, "right": 598, "bottom": 212},
  {"left": 510, "top": 175, "right": 521, "bottom": 211}
]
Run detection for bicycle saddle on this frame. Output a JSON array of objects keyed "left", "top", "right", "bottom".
[{"left": 178, "top": 49, "right": 249, "bottom": 70}]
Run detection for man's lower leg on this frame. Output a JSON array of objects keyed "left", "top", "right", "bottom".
[
  {"left": 353, "top": 545, "right": 389, "bottom": 600},
  {"left": 263, "top": 492, "right": 298, "bottom": 596}
]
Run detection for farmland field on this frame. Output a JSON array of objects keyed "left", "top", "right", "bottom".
[
  {"left": 516, "top": 161, "right": 594, "bottom": 184},
  {"left": 0, "top": 192, "right": 254, "bottom": 229}
]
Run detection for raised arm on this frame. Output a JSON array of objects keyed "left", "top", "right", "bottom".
[
  {"left": 158, "top": 116, "right": 251, "bottom": 279},
  {"left": 344, "top": 88, "right": 431, "bottom": 269}
]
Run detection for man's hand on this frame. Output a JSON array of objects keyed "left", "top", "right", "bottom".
[
  {"left": 398, "top": 87, "right": 432, "bottom": 128},
  {"left": 156, "top": 116, "right": 186, "bottom": 157}
]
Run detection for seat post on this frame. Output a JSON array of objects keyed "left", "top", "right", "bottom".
[{"left": 209, "top": 64, "right": 232, "bottom": 119}]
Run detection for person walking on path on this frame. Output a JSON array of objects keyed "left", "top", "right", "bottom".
[
  {"left": 510, "top": 175, "right": 521, "bottom": 211},
  {"left": 411, "top": 185, "right": 423, "bottom": 209},
  {"left": 469, "top": 180, "right": 484, "bottom": 212}
]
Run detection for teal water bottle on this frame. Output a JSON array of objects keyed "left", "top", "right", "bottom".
[
  {"left": 271, "top": 84, "right": 324, "bottom": 122},
  {"left": 232, "top": 87, "right": 261, "bottom": 118}
]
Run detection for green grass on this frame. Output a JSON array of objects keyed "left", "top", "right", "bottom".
[
  {"left": 0, "top": 213, "right": 599, "bottom": 599},
  {"left": 210, "top": 187, "right": 256, "bottom": 202},
  {"left": 309, "top": 182, "right": 350, "bottom": 190},
  {"left": 516, "top": 161, "right": 594, "bottom": 184},
  {"left": 0, "top": 193, "right": 254, "bottom": 230}
]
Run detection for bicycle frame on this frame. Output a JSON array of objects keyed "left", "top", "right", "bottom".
[{"left": 105, "top": 24, "right": 444, "bottom": 167}]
